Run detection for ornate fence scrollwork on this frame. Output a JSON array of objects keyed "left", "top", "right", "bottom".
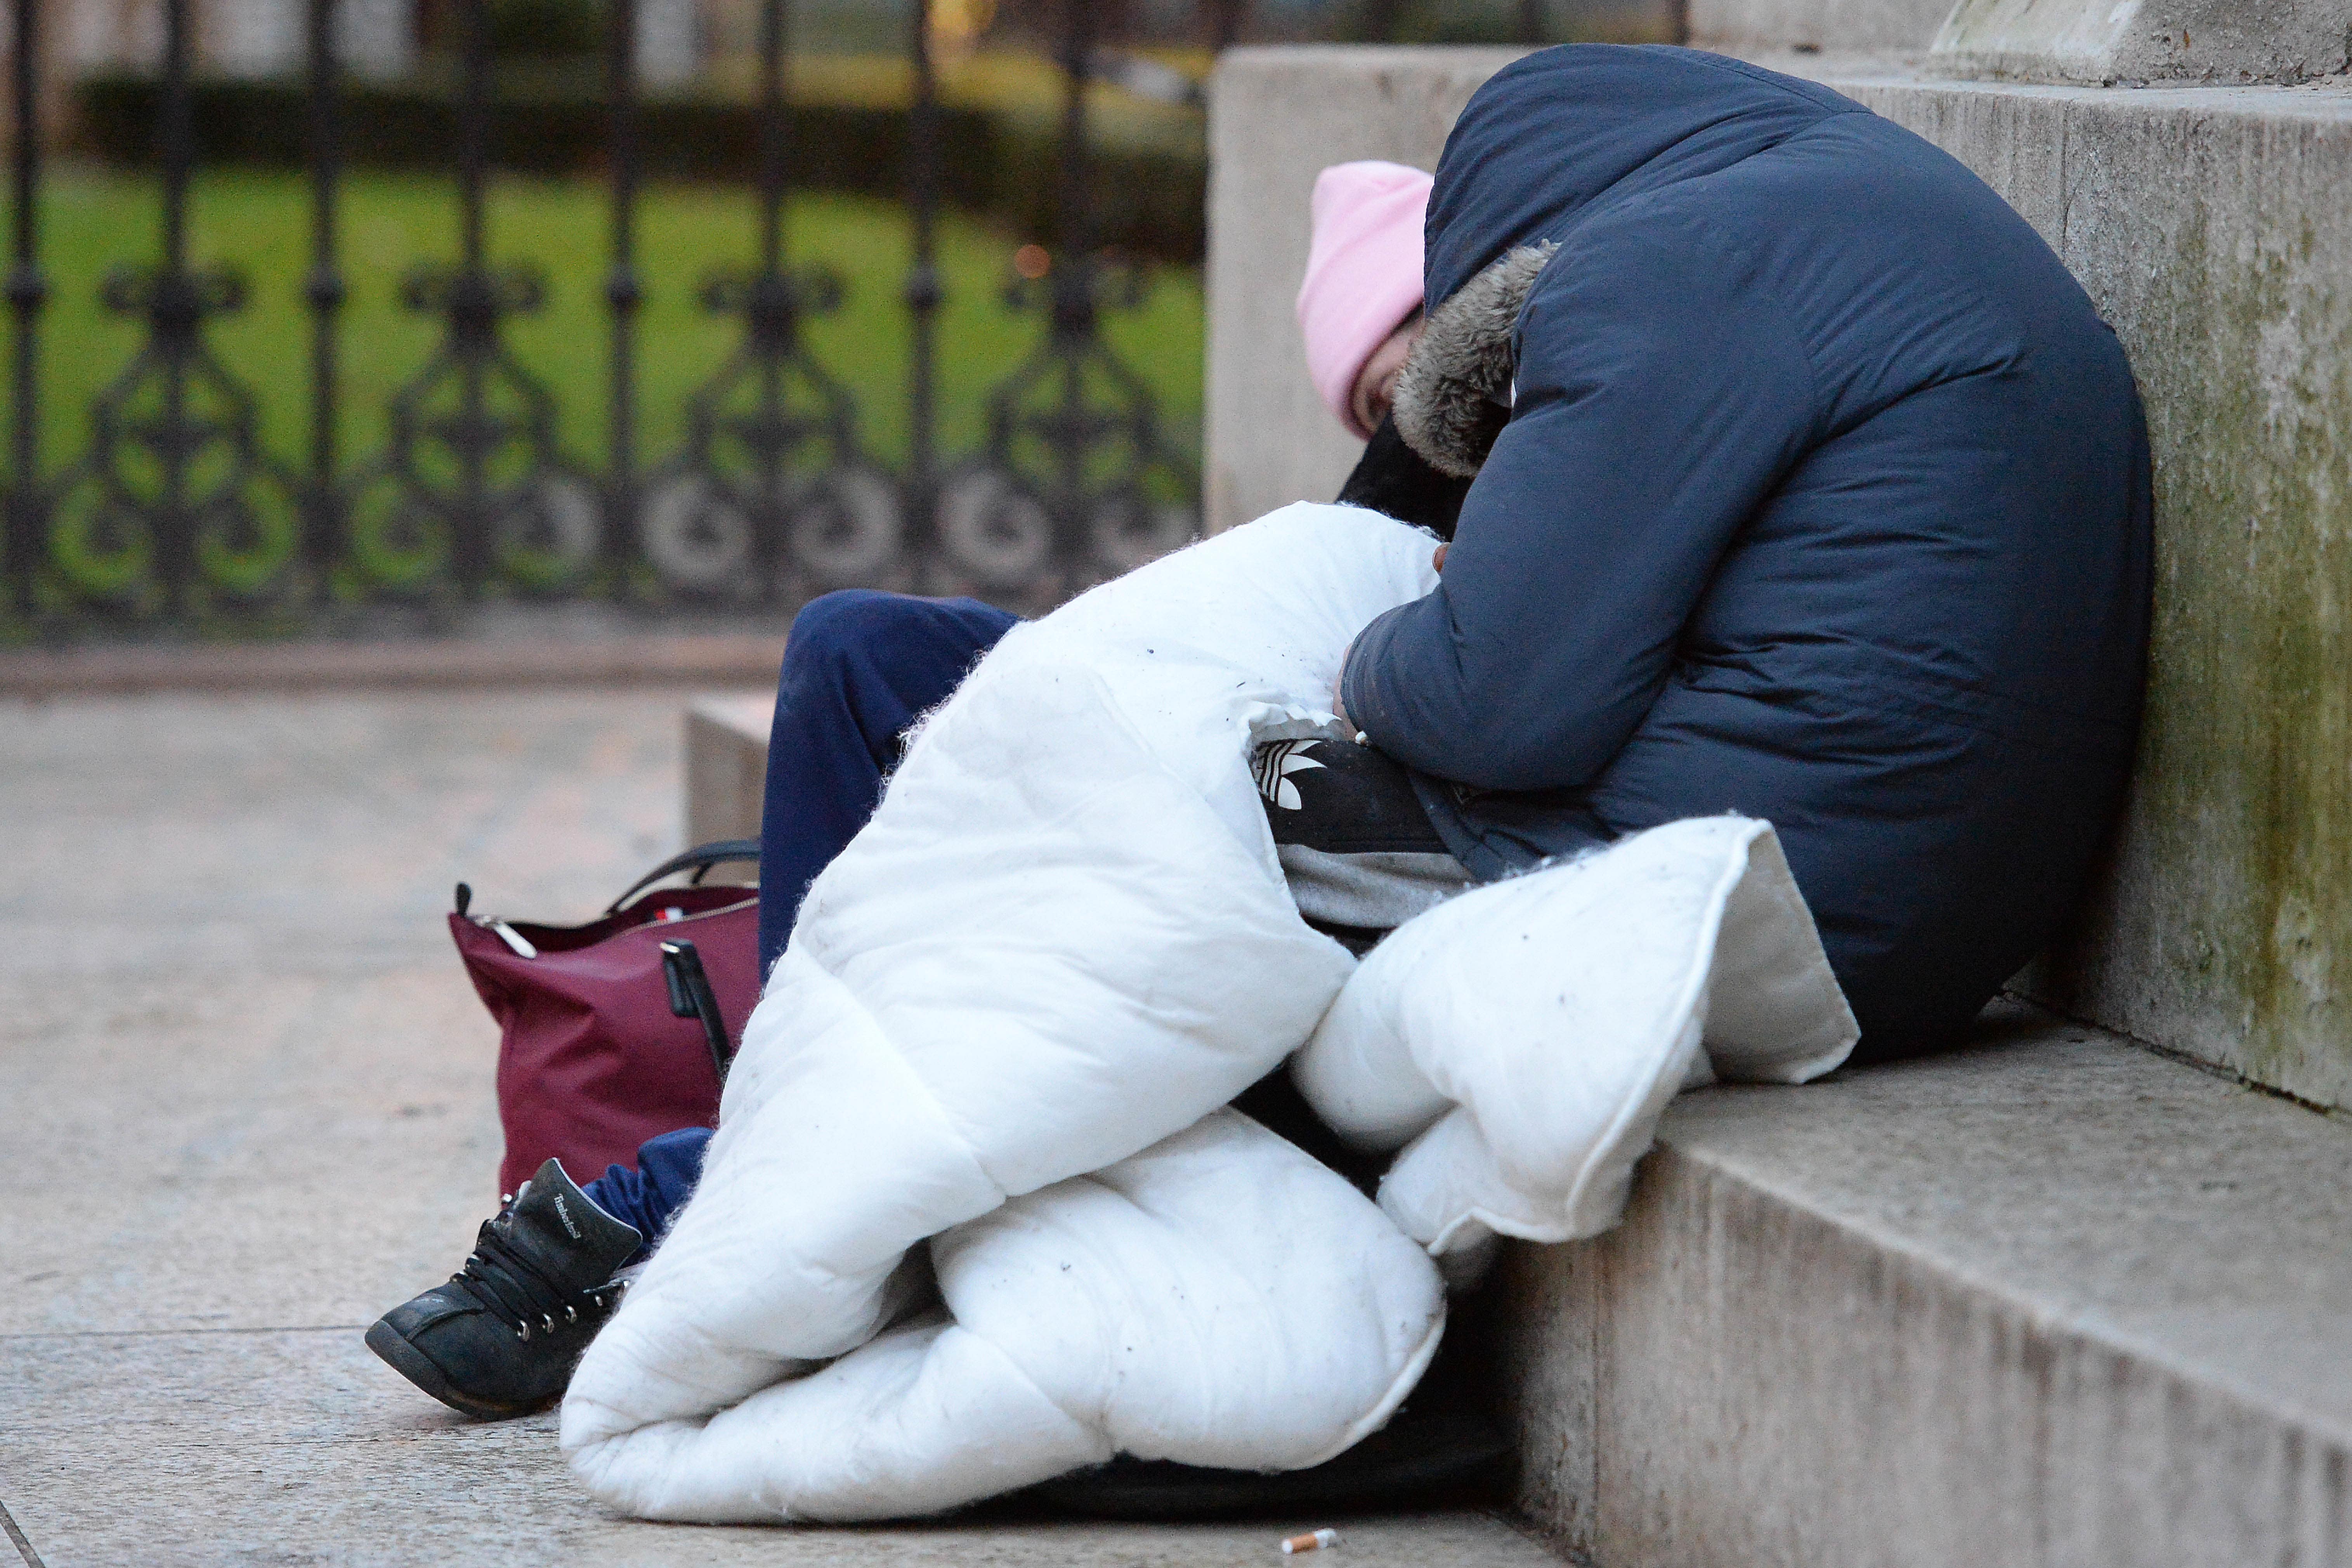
[
  {"left": 939, "top": 248, "right": 1197, "bottom": 602},
  {"left": 47, "top": 262, "right": 304, "bottom": 616},
  {"left": 1, "top": 0, "right": 1213, "bottom": 635},
  {"left": 342, "top": 262, "right": 600, "bottom": 598},
  {"left": 641, "top": 264, "right": 900, "bottom": 600},
  {"left": 36, "top": 0, "right": 304, "bottom": 622},
  {"left": 637, "top": 0, "right": 901, "bottom": 604},
  {"left": 342, "top": 0, "right": 599, "bottom": 604},
  {"left": 936, "top": 0, "right": 1199, "bottom": 606}
]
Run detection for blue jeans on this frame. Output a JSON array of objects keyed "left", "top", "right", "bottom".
[
  {"left": 579, "top": 1126, "right": 711, "bottom": 1251},
  {"left": 752, "top": 589, "right": 1022, "bottom": 976},
  {"left": 581, "top": 589, "right": 1018, "bottom": 1254}
]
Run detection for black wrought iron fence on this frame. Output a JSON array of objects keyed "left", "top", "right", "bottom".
[{"left": 0, "top": 0, "right": 1205, "bottom": 635}]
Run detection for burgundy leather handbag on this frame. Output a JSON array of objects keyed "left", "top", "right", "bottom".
[{"left": 449, "top": 841, "right": 762, "bottom": 1198}]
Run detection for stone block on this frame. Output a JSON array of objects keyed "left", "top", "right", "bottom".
[
  {"left": 1827, "top": 76, "right": 2352, "bottom": 1109},
  {"left": 1688, "top": 0, "right": 1957, "bottom": 57},
  {"left": 685, "top": 694, "right": 773, "bottom": 848},
  {"left": 1932, "top": 0, "right": 2352, "bottom": 84},
  {"left": 1496, "top": 1003, "right": 2352, "bottom": 1566},
  {"left": 1205, "top": 46, "right": 1525, "bottom": 534}
]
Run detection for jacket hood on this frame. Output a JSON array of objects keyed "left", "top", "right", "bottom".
[
  {"left": 1392, "top": 241, "right": 1556, "bottom": 479},
  {"left": 1421, "top": 45, "right": 1854, "bottom": 307},
  {"left": 1393, "top": 46, "right": 1858, "bottom": 474}
]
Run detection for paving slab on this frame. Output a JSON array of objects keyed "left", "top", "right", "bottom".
[
  {"left": 2, "top": 963, "right": 510, "bottom": 1335},
  {"left": 0, "top": 690, "right": 749, "bottom": 981},
  {"left": 0, "top": 690, "right": 1556, "bottom": 1568},
  {"left": 0, "top": 631, "right": 791, "bottom": 699},
  {"left": 0, "top": 690, "right": 737, "bottom": 1334},
  {"left": 0, "top": 1327, "right": 1551, "bottom": 1568}
]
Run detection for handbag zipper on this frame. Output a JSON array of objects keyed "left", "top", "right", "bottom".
[{"left": 482, "top": 918, "right": 538, "bottom": 959}]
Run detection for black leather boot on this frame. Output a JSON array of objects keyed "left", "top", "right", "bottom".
[{"left": 364, "top": 1158, "right": 642, "bottom": 1419}]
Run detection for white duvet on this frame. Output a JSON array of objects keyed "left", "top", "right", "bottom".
[{"left": 560, "top": 503, "right": 1858, "bottom": 1523}]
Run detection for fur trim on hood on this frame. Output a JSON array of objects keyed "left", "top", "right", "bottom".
[{"left": 1391, "top": 241, "right": 1557, "bottom": 479}]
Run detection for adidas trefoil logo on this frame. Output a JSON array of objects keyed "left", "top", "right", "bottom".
[{"left": 1252, "top": 740, "right": 1327, "bottom": 812}]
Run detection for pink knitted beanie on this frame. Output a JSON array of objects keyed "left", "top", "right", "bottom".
[{"left": 1295, "top": 160, "right": 1434, "bottom": 438}]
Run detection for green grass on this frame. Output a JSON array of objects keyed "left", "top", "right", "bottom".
[{"left": 7, "top": 162, "right": 1204, "bottom": 488}]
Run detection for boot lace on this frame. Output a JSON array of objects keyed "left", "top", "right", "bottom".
[{"left": 451, "top": 1213, "right": 624, "bottom": 1343}]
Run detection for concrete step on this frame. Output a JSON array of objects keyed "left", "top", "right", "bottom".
[
  {"left": 685, "top": 693, "right": 777, "bottom": 848},
  {"left": 1496, "top": 1001, "right": 2352, "bottom": 1566}
]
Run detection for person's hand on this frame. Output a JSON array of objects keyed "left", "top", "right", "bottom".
[{"left": 1433, "top": 543, "right": 1448, "bottom": 574}]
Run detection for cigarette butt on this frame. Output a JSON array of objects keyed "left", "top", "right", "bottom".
[{"left": 1280, "top": 1528, "right": 1340, "bottom": 1554}]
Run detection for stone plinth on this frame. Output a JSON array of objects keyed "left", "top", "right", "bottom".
[
  {"left": 1828, "top": 75, "right": 2352, "bottom": 1113},
  {"left": 1933, "top": 0, "right": 2352, "bottom": 84},
  {"left": 1204, "top": 46, "right": 1525, "bottom": 535},
  {"left": 1688, "top": 0, "right": 1955, "bottom": 57}
]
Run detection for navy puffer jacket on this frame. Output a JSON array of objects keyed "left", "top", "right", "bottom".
[{"left": 1339, "top": 45, "right": 2151, "bottom": 1058}]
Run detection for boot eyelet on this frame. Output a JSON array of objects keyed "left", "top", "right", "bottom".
[
  {"left": 518, "top": 1323, "right": 531, "bottom": 1342},
  {"left": 541, "top": 1313, "right": 557, "bottom": 1333},
  {"left": 566, "top": 1305, "right": 578, "bottom": 1323}
]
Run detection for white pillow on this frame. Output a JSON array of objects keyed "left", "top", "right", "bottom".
[{"left": 1292, "top": 816, "right": 1855, "bottom": 1266}]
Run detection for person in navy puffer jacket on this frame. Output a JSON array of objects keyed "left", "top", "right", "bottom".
[{"left": 1339, "top": 45, "right": 2152, "bottom": 1060}]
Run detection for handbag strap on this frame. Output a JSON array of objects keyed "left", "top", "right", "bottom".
[
  {"left": 661, "top": 938, "right": 736, "bottom": 1087},
  {"left": 605, "top": 838, "right": 761, "bottom": 915}
]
